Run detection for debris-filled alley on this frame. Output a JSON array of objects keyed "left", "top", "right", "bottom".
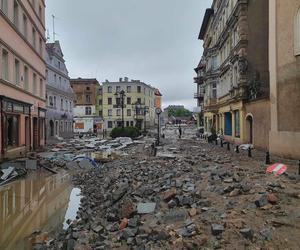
[{"left": 1, "top": 126, "right": 298, "bottom": 250}]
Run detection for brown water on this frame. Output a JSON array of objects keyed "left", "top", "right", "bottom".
[{"left": 0, "top": 170, "right": 81, "bottom": 250}]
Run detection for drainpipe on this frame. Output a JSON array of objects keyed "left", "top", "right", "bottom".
[
  {"left": 29, "top": 107, "right": 32, "bottom": 151},
  {"left": 0, "top": 96, "right": 4, "bottom": 158}
]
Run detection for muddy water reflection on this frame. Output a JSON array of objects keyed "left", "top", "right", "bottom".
[{"left": 0, "top": 170, "right": 77, "bottom": 250}]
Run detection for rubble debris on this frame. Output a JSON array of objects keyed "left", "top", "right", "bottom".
[{"left": 137, "top": 203, "right": 156, "bottom": 214}]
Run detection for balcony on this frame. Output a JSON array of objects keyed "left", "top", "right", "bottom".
[
  {"left": 194, "top": 92, "right": 204, "bottom": 99},
  {"left": 194, "top": 76, "right": 204, "bottom": 84}
]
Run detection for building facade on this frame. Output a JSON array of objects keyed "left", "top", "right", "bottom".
[
  {"left": 269, "top": 0, "right": 300, "bottom": 158},
  {"left": 71, "top": 78, "right": 102, "bottom": 134},
  {"left": 197, "top": 0, "right": 270, "bottom": 149},
  {"left": 0, "top": 0, "right": 46, "bottom": 160},
  {"left": 45, "top": 41, "right": 74, "bottom": 141},
  {"left": 101, "top": 77, "right": 158, "bottom": 131}
]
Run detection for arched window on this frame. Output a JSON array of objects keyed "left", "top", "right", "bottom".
[{"left": 295, "top": 8, "right": 300, "bottom": 56}]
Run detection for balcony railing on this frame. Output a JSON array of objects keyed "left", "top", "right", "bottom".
[
  {"left": 194, "top": 92, "right": 204, "bottom": 99},
  {"left": 193, "top": 76, "right": 204, "bottom": 84}
]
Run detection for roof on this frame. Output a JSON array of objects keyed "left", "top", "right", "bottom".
[
  {"left": 154, "top": 89, "right": 162, "bottom": 96},
  {"left": 70, "top": 78, "right": 99, "bottom": 84},
  {"left": 194, "top": 60, "right": 205, "bottom": 72},
  {"left": 198, "top": 8, "right": 214, "bottom": 40},
  {"left": 46, "top": 41, "right": 64, "bottom": 59}
]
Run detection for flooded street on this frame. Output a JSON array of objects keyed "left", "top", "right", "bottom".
[{"left": 0, "top": 170, "right": 80, "bottom": 250}]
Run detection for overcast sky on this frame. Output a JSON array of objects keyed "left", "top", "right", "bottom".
[{"left": 45, "top": 0, "right": 210, "bottom": 110}]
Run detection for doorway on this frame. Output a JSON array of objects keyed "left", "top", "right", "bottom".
[
  {"left": 246, "top": 115, "right": 253, "bottom": 144},
  {"left": 33, "top": 117, "right": 38, "bottom": 150},
  {"left": 50, "top": 120, "right": 54, "bottom": 137}
]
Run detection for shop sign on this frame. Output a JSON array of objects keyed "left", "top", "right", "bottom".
[{"left": 14, "top": 104, "right": 24, "bottom": 113}]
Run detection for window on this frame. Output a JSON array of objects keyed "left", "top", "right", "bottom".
[
  {"left": 127, "top": 109, "right": 131, "bottom": 116},
  {"left": 0, "top": 0, "right": 8, "bottom": 15},
  {"left": 127, "top": 86, "right": 131, "bottom": 93},
  {"left": 14, "top": 59, "right": 20, "bottom": 85},
  {"left": 212, "top": 82, "right": 217, "bottom": 99},
  {"left": 116, "top": 98, "right": 121, "bottom": 106},
  {"left": 61, "top": 98, "right": 63, "bottom": 110},
  {"left": 13, "top": 1, "right": 19, "bottom": 28},
  {"left": 99, "top": 110, "right": 103, "bottom": 117},
  {"left": 49, "top": 96, "right": 53, "bottom": 106},
  {"left": 23, "top": 15, "right": 28, "bottom": 38},
  {"left": 54, "top": 96, "right": 56, "bottom": 107},
  {"left": 39, "top": 5, "right": 42, "bottom": 19},
  {"left": 295, "top": 8, "right": 300, "bottom": 56},
  {"left": 130, "top": 121, "right": 134, "bottom": 126},
  {"left": 69, "top": 101, "right": 72, "bottom": 111},
  {"left": 24, "top": 66, "right": 29, "bottom": 90},
  {"left": 2, "top": 49, "right": 9, "bottom": 81},
  {"left": 127, "top": 97, "right": 131, "bottom": 105},
  {"left": 33, "top": 73, "right": 37, "bottom": 94},
  {"left": 108, "top": 109, "right": 112, "bottom": 116},
  {"left": 137, "top": 98, "right": 141, "bottom": 104},
  {"left": 108, "top": 86, "right": 112, "bottom": 93},
  {"left": 137, "top": 86, "right": 141, "bottom": 93},
  {"left": 212, "top": 55, "right": 218, "bottom": 70},
  {"left": 32, "top": 28, "right": 36, "bottom": 48},
  {"left": 116, "top": 86, "right": 121, "bottom": 92},
  {"left": 39, "top": 37, "right": 43, "bottom": 56},
  {"left": 108, "top": 121, "right": 113, "bottom": 128},
  {"left": 39, "top": 79, "right": 43, "bottom": 97},
  {"left": 6, "top": 115, "right": 19, "bottom": 147},
  {"left": 99, "top": 99, "right": 102, "bottom": 105},
  {"left": 65, "top": 100, "right": 68, "bottom": 110},
  {"left": 54, "top": 74, "right": 57, "bottom": 83},
  {"left": 108, "top": 98, "right": 112, "bottom": 105},
  {"left": 234, "top": 110, "right": 240, "bottom": 138},
  {"left": 86, "top": 86, "right": 90, "bottom": 91},
  {"left": 117, "top": 109, "right": 121, "bottom": 116}
]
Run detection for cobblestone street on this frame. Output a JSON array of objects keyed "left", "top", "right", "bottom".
[{"left": 33, "top": 126, "right": 300, "bottom": 250}]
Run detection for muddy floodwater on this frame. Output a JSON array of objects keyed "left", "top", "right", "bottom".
[{"left": 0, "top": 170, "right": 81, "bottom": 250}]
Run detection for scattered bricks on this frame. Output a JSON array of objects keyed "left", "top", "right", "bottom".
[
  {"left": 255, "top": 195, "right": 268, "bottom": 208},
  {"left": 163, "top": 188, "right": 177, "bottom": 202},
  {"left": 240, "top": 228, "right": 254, "bottom": 240},
  {"left": 267, "top": 194, "right": 278, "bottom": 205},
  {"left": 229, "top": 189, "right": 240, "bottom": 197},
  {"left": 211, "top": 224, "right": 224, "bottom": 236},
  {"left": 189, "top": 208, "right": 197, "bottom": 217},
  {"left": 120, "top": 199, "right": 136, "bottom": 218},
  {"left": 119, "top": 218, "right": 128, "bottom": 230}
]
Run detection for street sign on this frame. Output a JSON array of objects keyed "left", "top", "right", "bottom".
[
  {"left": 266, "top": 163, "right": 287, "bottom": 175},
  {"left": 155, "top": 108, "right": 162, "bottom": 115}
]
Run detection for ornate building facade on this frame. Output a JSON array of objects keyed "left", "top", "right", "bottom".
[
  {"left": 45, "top": 41, "right": 74, "bottom": 141},
  {"left": 196, "top": 0, "right": 270, "bottom": 149}
]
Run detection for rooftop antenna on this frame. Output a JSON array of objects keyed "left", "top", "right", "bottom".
[{"left": 52, "top": 14, "right": 57, "bottom": 42}]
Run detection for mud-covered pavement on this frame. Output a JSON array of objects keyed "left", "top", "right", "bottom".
[{"left": 36, "top": 126, "right": 300, "bottom": 250}]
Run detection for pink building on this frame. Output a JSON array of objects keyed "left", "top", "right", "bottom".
[{"left": 0, "top": 0, "right": 46, "bottom": 160}]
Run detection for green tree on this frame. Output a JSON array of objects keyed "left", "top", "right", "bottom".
[{"left": 168, "top": 108, "right": 192, "bottom": 117}]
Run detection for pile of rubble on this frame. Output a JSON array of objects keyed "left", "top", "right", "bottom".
[{"left": 33, "top": 132, "right": 300, "bottom": 250}]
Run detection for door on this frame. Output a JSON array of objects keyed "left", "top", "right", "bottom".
[
  {"left": 246, "top": 116, "right": 253, "bottom": 143},
  {"left": 33, "top": 117, "right": 38, "bottom": 150},
  {"left": 225, "top": 112, "right": 232, "bottom": 136}
]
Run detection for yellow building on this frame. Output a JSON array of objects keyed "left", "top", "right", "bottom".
[{"left": 101, "top": 77, "right": 160, "bottom": 131}]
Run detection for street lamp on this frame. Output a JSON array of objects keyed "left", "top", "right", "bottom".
[
  {"left": 155, "top": 108, "right": 162, "bottom": 145},
  {"left": 114, "top": 90, "right": 126, "bottom": 129}
]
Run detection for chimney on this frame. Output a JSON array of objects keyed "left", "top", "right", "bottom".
[
  {"left": 124, "top": 77, "right": 129, "bottom": 82},
  {"left": 119, "top": 78, "right": 123, "bottom": 82}
]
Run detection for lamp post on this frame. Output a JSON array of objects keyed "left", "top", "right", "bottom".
[
  {"left": 155, "top": 108, "right": 162, "bottom": 145},
  {"left": 114, "top": 90, "right": 126, "bottom": 129}
]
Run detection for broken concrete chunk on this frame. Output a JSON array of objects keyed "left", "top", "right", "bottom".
[
  {"left": 211, "top": 224, "right": 224, "bottom": 236},
  {"left": 137, "top": 203, "right": 156, "bottom": 214},
  {"left": 1, "top": 167, "right": 15, "bottom": 180}
]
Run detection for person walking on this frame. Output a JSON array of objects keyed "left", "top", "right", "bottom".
[{"left": 178, "top": 125, "right": 182, "bottom": 139}]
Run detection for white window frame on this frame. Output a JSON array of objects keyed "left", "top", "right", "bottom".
[{"left": 295, "top": 8, "right": 300, "bottom": 56}]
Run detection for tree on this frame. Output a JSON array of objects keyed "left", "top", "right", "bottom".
[{"left": 168, "top": 108, "right": 192, "bottom": 117}]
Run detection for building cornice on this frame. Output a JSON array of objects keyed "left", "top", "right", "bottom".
[
  {"left": 0, "top": 79, "right": 46, "bottom": 102},
  {"left": 199, "top": 8, "right": 214, "bottom": 40},
  {"left": 46, "top": 84, "right": 74, "bottom": 99}
]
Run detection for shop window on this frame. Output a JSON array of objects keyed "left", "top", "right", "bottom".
[
  {"left": 234, "top": 110, "right": 240, "bottom": 138},
  {"left": 6, "top": 115, "right": 19, "bottom": 147},
  {"left": 295, "top": 8, "right": 300, "bottom": 56},
  {"left": 224, "top": 112, "right": 232, "bottom": 136}
]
